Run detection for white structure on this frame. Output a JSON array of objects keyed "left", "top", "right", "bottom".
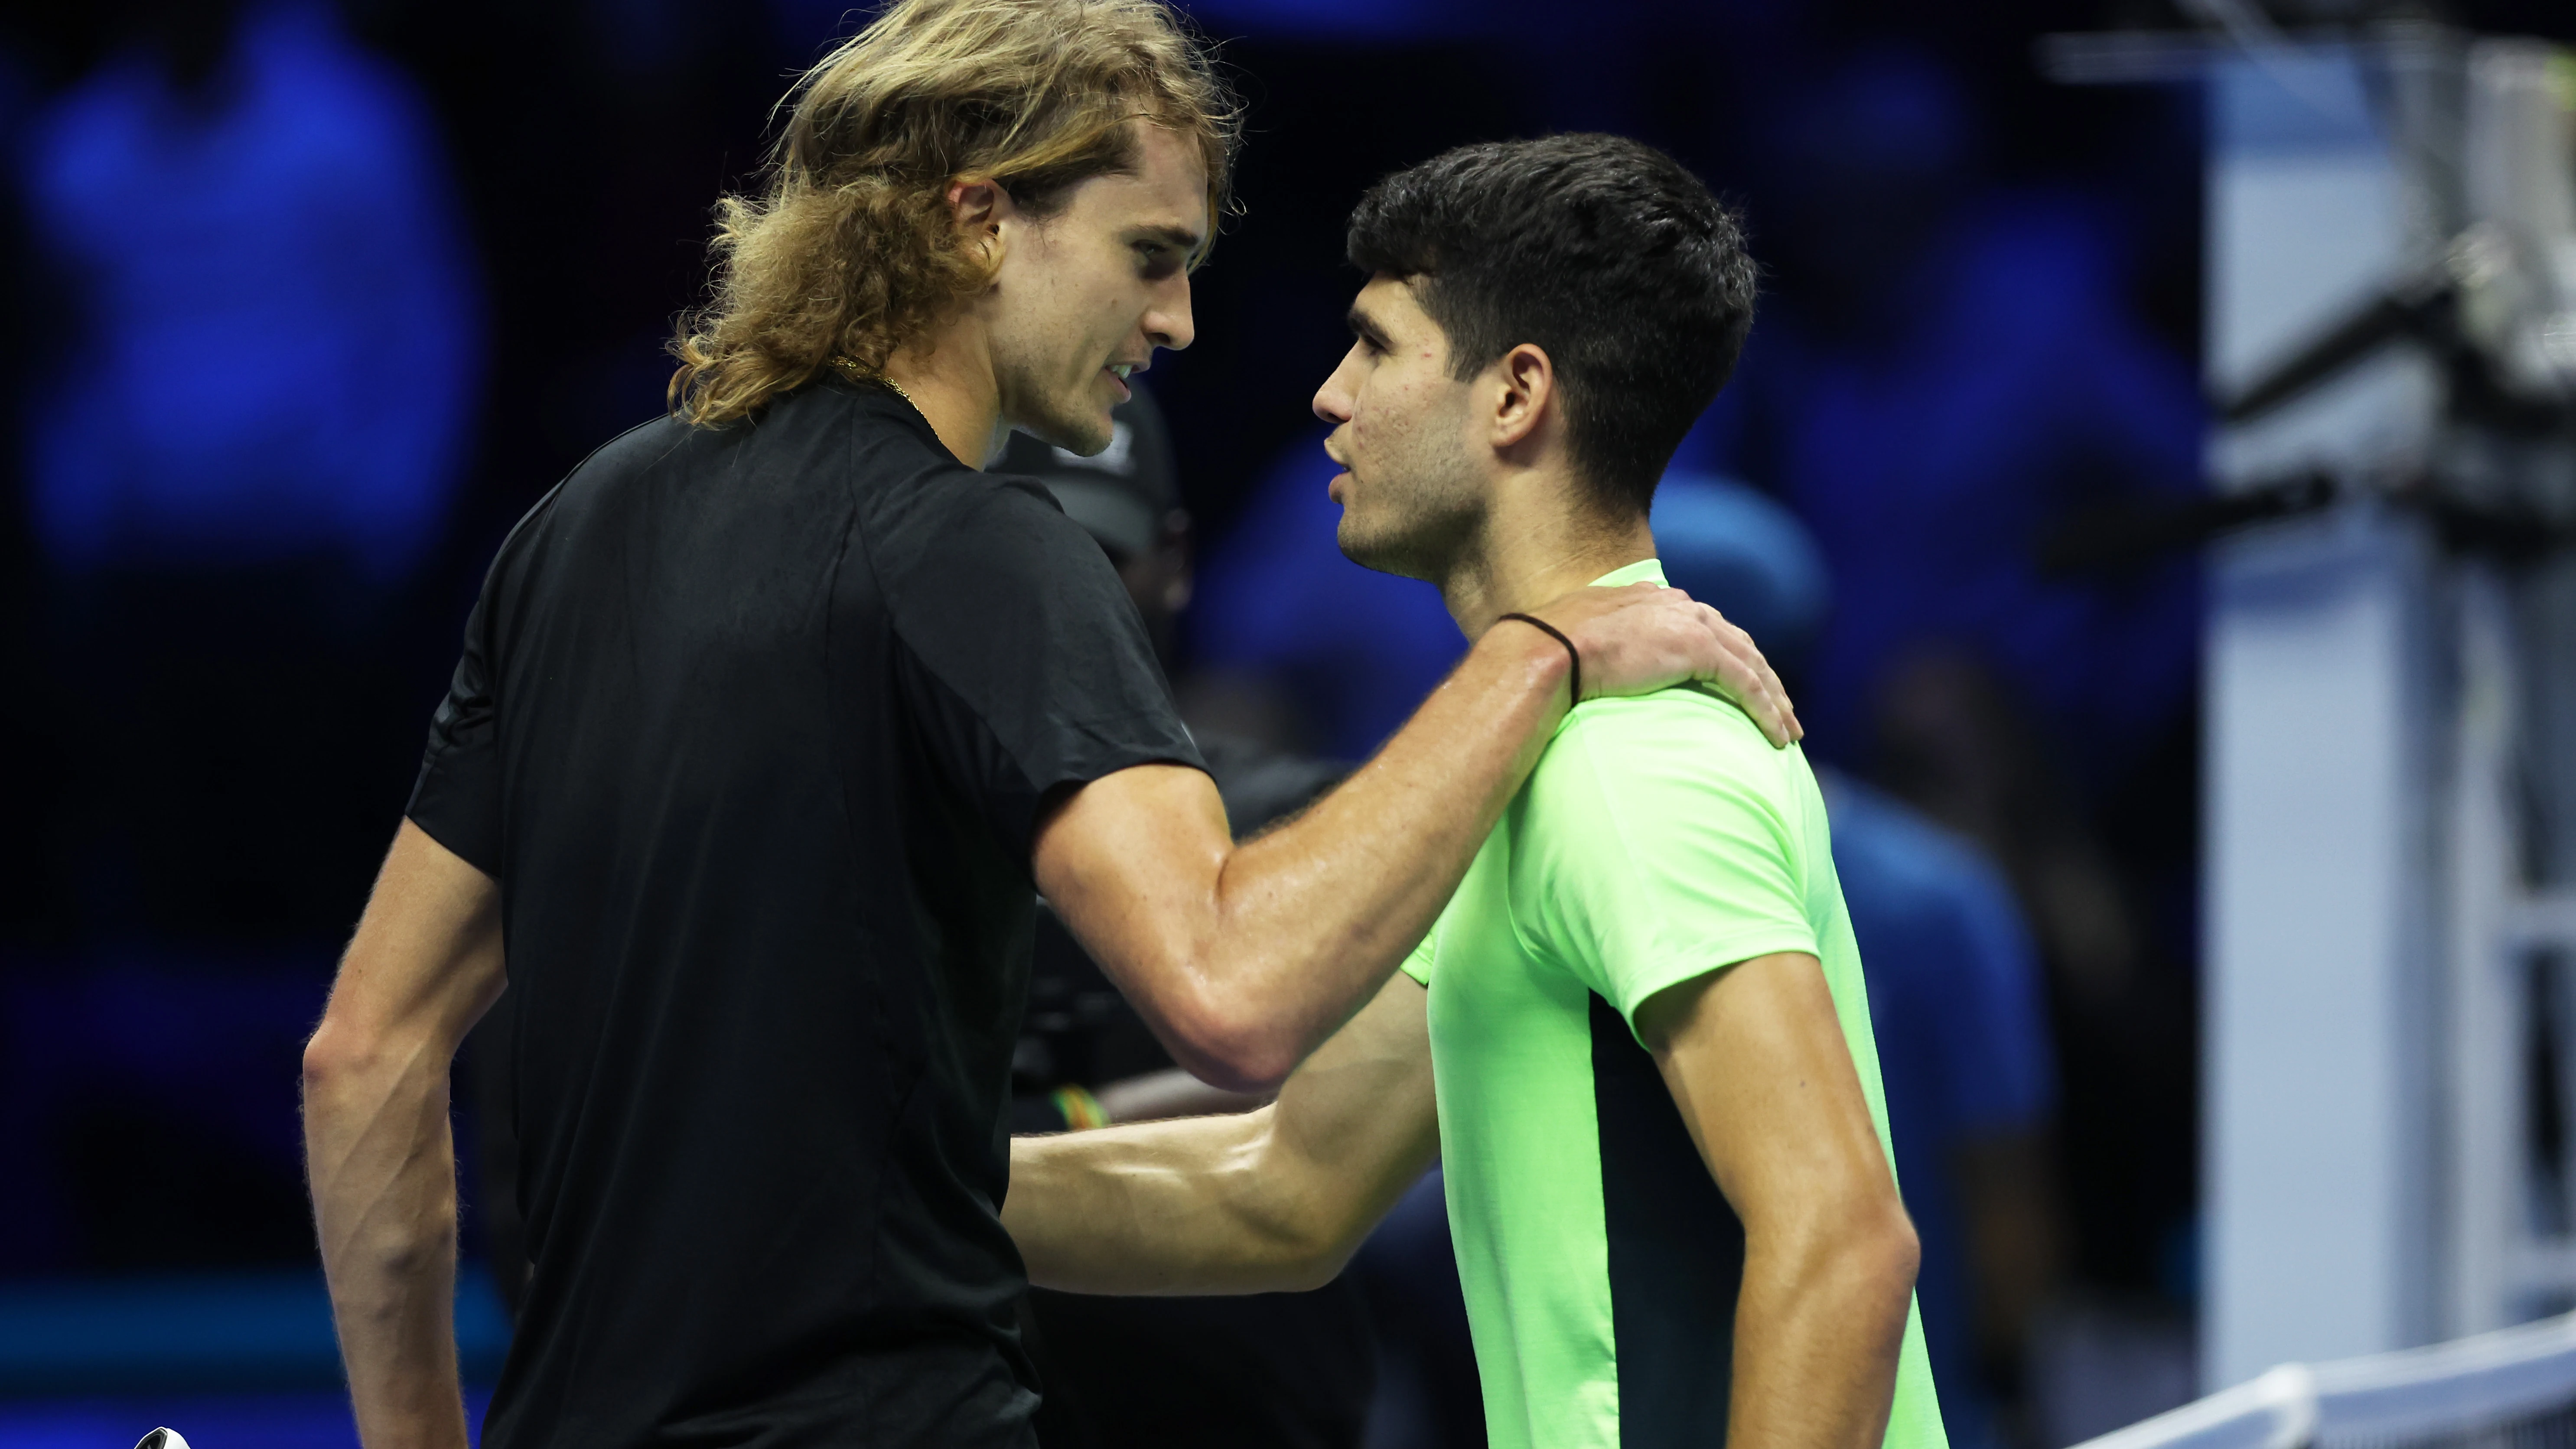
[{"left": 2204, "top": 33, "right": 2576, "bottom": 1392}]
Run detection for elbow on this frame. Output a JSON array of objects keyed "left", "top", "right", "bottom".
[
  {"left": 1267, "top": 1242, "right": 1359, "bottom": 1295},
  {"left": 1770, "top": 1191, "right": 1920, "bottom": 1333},
  {"left": 300, "top": 1014, "right": 388, "bottom": 1103},
  {"left": 1288, "top": 1212, "right": 1389, "bottom": 1293},
  {"left": 1873, "top": 1206, "right": 1923, "bottom": 1303},
  {"left": 1246, "top": 1198, "right": 1374, "bottom": 1295},
  {"left": 300, "top": 1023, "right": 358, "bottom": 1096},
  {"left": 1157, "top": 993, "right": 1304, "bottom": 1096},
  {"left": 1182, "top": 1040, "right": 1300, "bottom": 1098},
  {"left": 1843, "top": 1197, "right": 1922, "bottom": 1327}
]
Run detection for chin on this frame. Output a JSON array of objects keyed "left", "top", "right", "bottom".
[
  {"left": 997, "top": 377, "right": 1111, "bottom": 456},
  {"left": 1336, "top": 517, "right": 1413, "bottom": 580},
  {"left": 1339, "top": 504, "right": 1466, "bottom": 585},
  {"left": 1029, "top": 404, "right": 1114, "bottom": 458}
]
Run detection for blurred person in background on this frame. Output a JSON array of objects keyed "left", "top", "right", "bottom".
[
  {"left": 1706, "top": 42, "right": 2202, "bottom": 779},
  {"left": 1701, "top": 42, "right": 2202, "bottom": 1333},
  {"left": 20, "top": 0, "right": 480, "bottom": 940},
  {"left": 0, "top": 0, "right": 478, "bottom": 1280},
  {"left": 301, "top": 4, "right": 1784, "bottom": 1447}
]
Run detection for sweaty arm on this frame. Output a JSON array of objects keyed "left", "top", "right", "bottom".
[
  {"left": 303, "top": 821, "right": 507, "bottom": 1449},
  {"left": 1036, "top": 581, "right": 1795, "bottom": 1091},
  {"left": 1006, "top": 973, "right": 1439, "bottom": 1295},
  {"left": 1638, "top": 955, "right": 1921, "bottom": 1449}
]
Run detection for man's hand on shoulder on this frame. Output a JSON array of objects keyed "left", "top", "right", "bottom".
[{"left": 1517, "top": 581, "right": 1802, "bottom": 747}]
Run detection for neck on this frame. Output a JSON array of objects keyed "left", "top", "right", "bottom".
[
  {"left": 1438, "top": 469, "right": 1657, "bottom": 637},
  {"left": 880, "top": 323, "right": 1011, "bottom": 468}
]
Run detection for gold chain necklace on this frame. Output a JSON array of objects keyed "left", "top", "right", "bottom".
[{"left": 827, "top": 355, "right": 913, "bottom": 405}]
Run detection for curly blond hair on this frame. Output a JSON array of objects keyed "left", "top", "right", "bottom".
[{"left": 668, "top": 0, "right": 1238, "bottom": 427}]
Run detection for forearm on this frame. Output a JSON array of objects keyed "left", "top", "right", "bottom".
[
  {"left": 1727, "top": 1216, "right": 1919, "bottom": 1449},
  {"left": 1044, "top": 583, "right": 1791, "bottom": 1090},
  {"left": 1008, "top": 1109, "right": 1341, "bottom": 1294},
  {"left": 303, "top": 1035, "right": 472, "bottom": 1449},
  {"left": 1136, "top": 628, "right": 1564, "bottom": 1084},
  {"left": 1008, "top": 977, "right": 1439, "bottom": 1296}
]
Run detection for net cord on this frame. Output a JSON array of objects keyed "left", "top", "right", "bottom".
[{"left": 2073, "top": 1312, "right": 2576, "bottom": 1449}]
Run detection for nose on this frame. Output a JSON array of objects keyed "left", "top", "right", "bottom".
[
  {"left": 1145, "top": 274, "right": 1195, "bottom": 353},
  {"left": 1312, "top": 342, "right": 1362, "bottom": 425}
]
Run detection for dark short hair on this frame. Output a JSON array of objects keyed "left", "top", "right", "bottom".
[{"left": 1345, "top": 134, "right": 1757, "bottom": 515}]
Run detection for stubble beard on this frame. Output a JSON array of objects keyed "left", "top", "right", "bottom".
[
  {"left": 1000, "top": 362, "right": 1115, "bottom": 457},
  {"left": 990, "top": 302, "right": 1117, "bottom": 457},
  {"left": 1335, "top": 443, "right": 1484, "bottom": 587}
]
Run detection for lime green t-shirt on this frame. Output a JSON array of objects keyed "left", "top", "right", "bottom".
[{"left": 1400, "top": 560, "right": 1946, "bottom": 1449}]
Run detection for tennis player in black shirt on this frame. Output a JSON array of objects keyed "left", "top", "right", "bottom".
[{"left": 299, "top": 2, "right": 1797, "bottom": 1446}]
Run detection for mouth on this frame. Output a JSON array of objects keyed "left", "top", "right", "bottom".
[{"left": 1102, "top": 361, "right": 1141, "bottom": 403}]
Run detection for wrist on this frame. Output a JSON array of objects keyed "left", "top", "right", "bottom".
[
  {"left": 1471, "top": 623, "right": 1563, "bottom": 705},
  {"left": 1492, "top": 613, "right": 1581, "bottom": 707}
]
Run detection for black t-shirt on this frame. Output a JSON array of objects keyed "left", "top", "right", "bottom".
[{"left": 407, "top": 378, "right": 1202, "bottom": 1449}]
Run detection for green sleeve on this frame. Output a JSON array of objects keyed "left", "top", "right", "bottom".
[
  {"left": 1512, "top": 697, "right": 1820, "bottom": 1042},
  {"left": 1399, "top": 923, "right": 1438, "bottom": 987}
]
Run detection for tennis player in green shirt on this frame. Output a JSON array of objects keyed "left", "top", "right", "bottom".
[{"left": 1008, "top": 134, "right": 1947, "bottom": 1449}]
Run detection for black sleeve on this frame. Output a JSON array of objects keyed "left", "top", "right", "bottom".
[
  {"left": 884, "top": 480, "right": 1204, "bottom": 863},
  {"left": 406, "top": 572, "right": 505, "bottom": 876}
]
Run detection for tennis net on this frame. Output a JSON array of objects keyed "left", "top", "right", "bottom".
[{"left": 2071, "top": 1312, "right": 2576, "bottom": 1449}]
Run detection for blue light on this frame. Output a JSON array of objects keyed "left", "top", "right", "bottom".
[{"left": 21, "top": 1, "right": 482, "bottom": 581}]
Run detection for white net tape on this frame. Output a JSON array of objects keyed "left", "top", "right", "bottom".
[{"left": 2071, "top": 1312, "right": 2576, "bottom": 1449}]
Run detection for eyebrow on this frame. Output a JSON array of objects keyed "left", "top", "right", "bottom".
[
  {"left": 1346, "top": 305, "right": 1394, "bottom": 352},
  {"left": 1134, "top": 223, "right": 1205, "bottom": 253}
]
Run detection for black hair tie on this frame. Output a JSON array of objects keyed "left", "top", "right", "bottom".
[{"left": 1497, "top": 612, "right": 1581, "bottom": 706}]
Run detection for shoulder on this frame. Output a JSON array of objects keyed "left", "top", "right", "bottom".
[
  {"left": 507, "top": 415, "right": 693, "bottom": 542},
  {"left": 939, "top": 468, "right": 1083, "bottom": 539},
  {"left": 874, "top": 461, "right": 1102, "bottom": 599},
  {"left": 704, "top": 387, "right": 1091, "bottom": 566},
  {"left": 1507, "top": 688, "right": 1826, "bottom": 1006},
  {"left": 863, "top": 451, "right": 1145, "bottom": 677},
  {"left": 1536, "top": 686, "right": 1801, "bottom": 813},
  {"left": 571, "top": 414, "right": 701, "bottom": 485},
  {"left": 1512, "top": 687, "right": 1814, "bottom": 901}
]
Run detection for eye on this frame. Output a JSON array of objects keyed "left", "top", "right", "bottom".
[{"left": 1135, "top": 241, "right": 1181, "bottom": 279}]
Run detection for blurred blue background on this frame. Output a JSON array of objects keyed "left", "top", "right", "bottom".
[{"left": 0, "top": 0, "right": 2566, "bottom": 1445}]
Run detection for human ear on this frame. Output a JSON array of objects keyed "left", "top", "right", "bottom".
[
  {"left": 946, "top": 177, "right": 1014, "bottom": 261},
  {"left": 1490, "top": 343, "right": 1555, "bottom": 451}
]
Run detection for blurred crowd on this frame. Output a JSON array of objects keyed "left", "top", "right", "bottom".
[{"left": 0, "top": 0, "right": 2209, "bottom": 1445}]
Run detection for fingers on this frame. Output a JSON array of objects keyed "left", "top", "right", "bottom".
[
  {"left": 1520, "top": 584, "right": 1802, "bottom": 747},
  {"left": 1697, "top": 602, "right": 1803, "bottom": 749},
  {"left": 1718, "top": 608, "right": 1799, "bottom": 744}
]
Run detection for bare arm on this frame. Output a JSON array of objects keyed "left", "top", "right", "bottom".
[
  {"left": 303, "top": 821, "right": 507, "bottom": 1449},
  {"left": 1036, "top": 582, "right": 1794, "bottom": 1090},
  {"left": 1006, "top": 974, "right": 1439, "bottom": 1294},
  {"left": 1637, "top": 953, "right": 1921, "bottom": 1449}
]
